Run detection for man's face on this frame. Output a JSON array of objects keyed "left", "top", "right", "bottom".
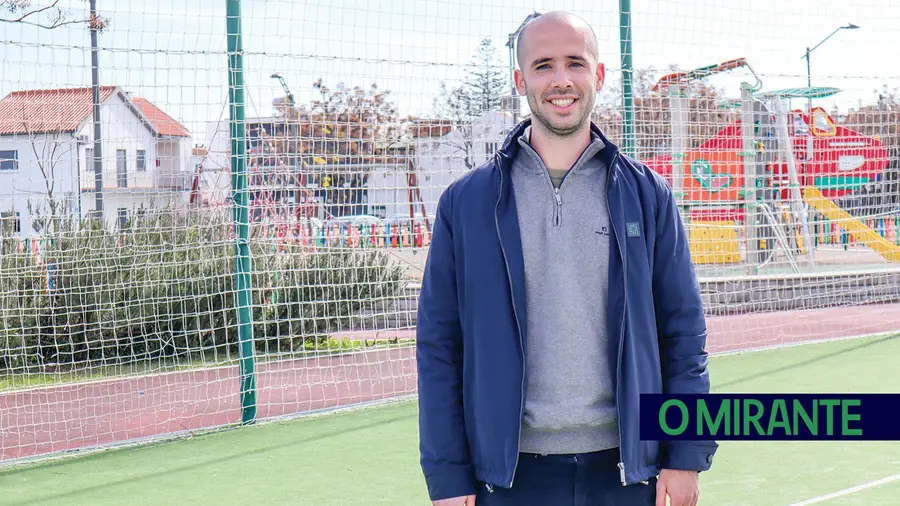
[{"left": 514, "top": 20, "right": 605, "bottom": 137}]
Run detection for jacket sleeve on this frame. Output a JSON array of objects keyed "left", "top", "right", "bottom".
[
  {"left": 416, "top": 189, "right": 476, "bottom": 501},
  {"left": 651, "top": 179, "right": 719, "bottom": 472}
]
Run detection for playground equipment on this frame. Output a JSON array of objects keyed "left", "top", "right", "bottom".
[
  {"left": 188, "top": 119, "right": 432, "bottom": 248},
  {"left": 643, "top": 58, "right": 898, "bottom": 271}
]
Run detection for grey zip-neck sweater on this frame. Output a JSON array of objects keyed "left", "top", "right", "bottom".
[{"left": 511, "top": 128, "right": 619, "bottom": 455}]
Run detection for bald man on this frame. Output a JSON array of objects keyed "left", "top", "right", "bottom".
[{"left": 416, "top": 11, "right": 717, "bottom": 506}]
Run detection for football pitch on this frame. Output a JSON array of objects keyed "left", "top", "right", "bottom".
[{"left": 1, "top": 334, "right": 899, "bottom": 505}]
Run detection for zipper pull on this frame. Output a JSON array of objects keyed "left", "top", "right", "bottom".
[
  {"left": 618, "top": 462, "right": 626, "bottom": 486},
  {"left": 554, "top": 188, "right": 561, "bottom": 226}
]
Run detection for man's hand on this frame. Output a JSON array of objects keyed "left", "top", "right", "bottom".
[
  {"left": 656, "top": 469, "right": 699, "bottom": 506},
  {"left": 433, "top": 495, "right": 476, "bottom": 506}
]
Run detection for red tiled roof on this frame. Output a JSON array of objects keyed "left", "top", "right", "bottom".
[
  {"left": 132, "top": 96, "right": 190, "bottom": 137},
  {"left": 0, "top": 86, "right": 190, "bottom": 138},
  {"left": 0, "top": 86, "right": 118, "bottom": 135}
]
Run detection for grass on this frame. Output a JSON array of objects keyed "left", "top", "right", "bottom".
[
  {"left": 0, "top": 334, "right": 898, "bottom": 505},
  {"left": 701, "top": 334, "right": 900, "bottom": 505}
]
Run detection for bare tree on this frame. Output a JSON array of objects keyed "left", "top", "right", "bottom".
[
  {"left": 432, "top": 82, "right": 477, "bottom": 170},
  {"left": 24, "top": 125, "right": 76, "bottom": 235},
  {"left": 1, "top": 0, "right": 108, "bottom": 30}
]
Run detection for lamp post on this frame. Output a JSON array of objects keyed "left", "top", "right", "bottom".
[
  {"left": 802, "top": 23, "right": 859, "bottom": 107},
  {"left": 800, "top": 23, "right": 859, "bottom": 161},
  {"left": 506, "top": 11, "right": 541, "bottom": 124}
]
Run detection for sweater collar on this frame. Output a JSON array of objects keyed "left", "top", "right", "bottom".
[{"left": 513, "top": 124, "right": 607, "bottom": 176}]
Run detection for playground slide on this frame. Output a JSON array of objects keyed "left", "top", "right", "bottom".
[{"left": 803, "top": 186, "right": 900, "bottom": 262}]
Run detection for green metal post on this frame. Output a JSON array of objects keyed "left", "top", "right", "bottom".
[
  {"left": 619, "top": 0, "right": 636, "bottom": 159},
  {"left": 226, "top": 0, "right": 257, "bottom": 425}
]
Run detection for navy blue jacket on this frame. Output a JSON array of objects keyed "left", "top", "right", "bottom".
[{"left": 416, "top": 120, "right": 718, "bottom": 501}]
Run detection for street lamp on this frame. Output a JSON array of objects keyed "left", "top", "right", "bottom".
[
  {"left": 802, "top": 23, "right": 860, "bottom": 91},
  {"left": 800, "top": 23, "right": 859, "bottom": 160},
  {"left": 506, "top": 11, "right": 541, "bottom": 123}
]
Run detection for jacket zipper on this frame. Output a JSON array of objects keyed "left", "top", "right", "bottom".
[
  {"left": 606, "top": 152, "right": 629, "bottom": 486},
  {"left": 496, "top": 148, "right": 627, "bottom": 487},
  {"left": 494, "top": 153, "right": 526, "bottom": 489}
]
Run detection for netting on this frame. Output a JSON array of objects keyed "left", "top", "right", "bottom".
[{"left": 0, "top": 0, "right": 899, "bottom": 465}]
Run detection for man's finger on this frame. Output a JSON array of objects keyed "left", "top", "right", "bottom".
[
  {"left": 655, "top": 478, "right": 667, "bottom": 506},
  {"left": 668, "top": 490, "right": 686, "bottom": 506},
  {"left": 465, "top": 495, "right": 477, "bottom": 506}
]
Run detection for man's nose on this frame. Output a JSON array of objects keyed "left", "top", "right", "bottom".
[{"left": 550, "top": 69, "right": 574, "bottom": 89}]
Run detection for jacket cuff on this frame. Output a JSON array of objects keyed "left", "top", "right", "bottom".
[
  {"left": 661, "top": 441, "right": 718, "bottom": 472},
  {"left": 424, "top": 466, "right": 478, "bottom": 501}
]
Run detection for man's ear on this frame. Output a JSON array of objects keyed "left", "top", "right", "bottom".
[
  {"left": 514, "top": 68, "right": 526, "bottom": 95},
  {"left": 596, "top": 62, "right": 606, "bottom": 92}
]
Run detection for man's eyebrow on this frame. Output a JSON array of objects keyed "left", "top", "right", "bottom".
[{"left": 531, "top": 55, "right": 588, "bottom": 67}]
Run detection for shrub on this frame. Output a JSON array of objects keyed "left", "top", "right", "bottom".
[{"left": 0, "top": 209, "right": 405, "bottom": 372}]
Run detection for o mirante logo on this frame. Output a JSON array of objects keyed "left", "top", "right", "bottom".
[{"left": 640, "top": 394, "right": 899, "bottom": 441}]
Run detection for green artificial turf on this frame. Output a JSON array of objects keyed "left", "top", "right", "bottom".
[{"left": 1, "top": 334, "right": 898, "bottom": 505}]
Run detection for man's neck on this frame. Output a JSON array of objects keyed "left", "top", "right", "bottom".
[{"left": 527, "top": 123, "right": 592, "bottom": 171}]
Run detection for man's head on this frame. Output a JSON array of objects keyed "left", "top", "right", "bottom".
[{"left": 514, "top": 11, "right": 605, "bottom": 138}]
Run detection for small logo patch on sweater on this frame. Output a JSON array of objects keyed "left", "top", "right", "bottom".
[{"left": 626, "top": 222, "right": 641, "bottom": 237}]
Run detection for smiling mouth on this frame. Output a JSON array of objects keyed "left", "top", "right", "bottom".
[{"left": 549, "top": 98, "right": 577, "bottom": 109}]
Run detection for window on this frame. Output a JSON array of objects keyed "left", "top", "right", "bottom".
[
  {"left": 116, "top": 149, "right": 127, "bottom": 188},
  {"left": 0, "top": 150, "right": 17, "bottom": 171},
  {"left": 811, "top": 108, "right": 836, "bottom": 137},
  {"left": 0, "top": 211, "right": 20, "bottom": 235},
  {"left": 485, "top": 141, "right": 498, "bottom": 158},
  {"left": 136, "top": 149, "right": 146, "bottom": 172},
  {"left": 84, "top": 148, "right": 101, "bottom": 190},
  {"left": 117, "top": 208, "right": 128, "bottom": 229}
]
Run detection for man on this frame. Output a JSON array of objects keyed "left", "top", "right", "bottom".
[{"left": 416, "top": 11, "right": 717, "bottom": 506}]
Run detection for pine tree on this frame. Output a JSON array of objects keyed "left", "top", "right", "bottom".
[
  {"left": 433, "top": 37, "right": 507, "bottom": 169},
  {"left": 463, "top": 37, "right": 507, "bottom": 115}
]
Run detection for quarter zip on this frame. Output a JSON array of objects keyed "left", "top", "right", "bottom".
[
  {"left": 494, "top": 153, "right": 526, "bottom": 488},
  {"left": 554, "top": 188, "right": 562, "bottom": 226},
  {"left": 523, "top": 145, "right": 565, "bottom": 227},
  {"left": 518, "top": 140, "right": 588, "bottom": 228},
  {"left": 606, "top": 152, "right": 629, "bottom": 486}
]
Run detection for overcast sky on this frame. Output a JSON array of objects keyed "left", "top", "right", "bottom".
[{"left": 1, "top": 0, "right": 897, "bottom": 141}]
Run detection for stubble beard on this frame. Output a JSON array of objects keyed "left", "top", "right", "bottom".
[{"left": 524, "top": 85, "right": 595, "bottom": 138}]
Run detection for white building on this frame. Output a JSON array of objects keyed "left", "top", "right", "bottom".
[
  {"left": 0, "top": 86, "right": 192, "bottom": 236},
  {"left": 194, "top": 108, "right": 519, "bottom": 222},
  {"left": 410, "top": 109, "right": 517, "bottom": 215}
]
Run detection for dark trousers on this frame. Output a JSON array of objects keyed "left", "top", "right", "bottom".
[{"left": 476, "top": 448, "right": 657, "bottom": 506}]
